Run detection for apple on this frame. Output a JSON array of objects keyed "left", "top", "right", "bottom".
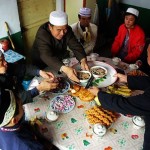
[{"left": 0, "top": 39, "right": 10, "bottom": 51}]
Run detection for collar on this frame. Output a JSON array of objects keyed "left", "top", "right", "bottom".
[{"left": 1, "top": 126, "right": 20, "bottom": 132}]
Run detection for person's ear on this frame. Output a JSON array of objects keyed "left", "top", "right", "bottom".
[
  {"left": 10, "top": 117, "right": 19, "bottom": 125},
  {"left": 48, "top": 24, "right": 52, "bottom": 31}
]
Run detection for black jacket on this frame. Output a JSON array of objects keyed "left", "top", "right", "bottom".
[
  {"left": 32, "top": 22, "right": 86, "bottom": 70},
  {"left": 98, "top": 76, "right": 150, "bottom": 150},
  {"left": 0, "top": 63, "right": 39, "bottom": 104}
]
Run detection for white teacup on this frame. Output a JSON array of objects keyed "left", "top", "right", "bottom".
[
  {"left": 62, "top": 58, "right": 70, "bottom": 66},
  {"left": 132, "top": 116, "right": 145, "bottom": 129},
  {"left": 93, "top": 123, "right": 107, "bottom": 137},
  {"left": 90, "top": 53, "right": 99, "bottom": 61},
  {"left": 112, "top": 57, "right": 121, "bottom": 65},
  {"left": 46, "top": 111, "right": 59, "bottom": 122},
  {"left": 129, "top": 64, "right": 139, "bottom": 71}
]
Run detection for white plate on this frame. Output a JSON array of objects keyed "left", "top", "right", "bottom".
[{"left": 72, "top": 61, "right": 117, "bottom": 88}]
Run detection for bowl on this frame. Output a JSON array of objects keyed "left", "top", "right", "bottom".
[
  {"left": 90, "top": 66, "right": 107, "bottom": 78},
  {"left": 132, "top": 116, "right": 145, "bottom": 129},
  {"left": 129, "top": 64, "right": 139, "bottom": 70},
  {"left": 77, "top": 70, "right": 91, "bottom": 83},
  {"left": 112, "top": 57, "right": 121, "bottom": 65}
]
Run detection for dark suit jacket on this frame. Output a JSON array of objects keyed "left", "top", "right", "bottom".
[{"left": 32, "top": 22, "right": 86, "bottom": 70}]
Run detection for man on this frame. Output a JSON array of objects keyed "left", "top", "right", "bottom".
[
  {"left": 0, "top": 88, "right": 59, "bottom": 150},
  {"left": 0, "top": 49, "right": 59, "bottom": 104},
  {"left": 71, "top": 7, "right": 97, "bottom": 55},
  {"left": 111, "top": 7, "right": 145, "bottom": 63},
  {"left": 32, "top": 11, "right": 89, "bottom": 83},
  {"left": 88, "top": 45, "right": 150, "bottom": 150}
]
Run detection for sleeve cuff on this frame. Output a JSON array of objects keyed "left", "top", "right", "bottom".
[
  {"left": 30, "top": 87, "right": 39, "bottom": 97},
  {"left": 36, "top": 69, "right": 40, "bottom": 76}
]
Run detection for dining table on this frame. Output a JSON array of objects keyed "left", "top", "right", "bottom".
[{"left": 23, "top": 56, "right": 144, "bottom": 150}]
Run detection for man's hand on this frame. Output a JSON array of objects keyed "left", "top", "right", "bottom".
[
  {"left": 39, "top": 70, "right": 55, "bottom": 79},
  {"left": 80, "top": 58, "right": 89, "bottom": 71},
  {"left": 60, "top": 66, "right": 79, "bottom": 82},
  {"left": 88, "top": 86, "right": 99, "bottom": 96},
  {"left": 114, "top": 73, "right": 127, "bottom": 83},
  {"left": 36, "top": 79, "right": 59, "bottom": 92}
]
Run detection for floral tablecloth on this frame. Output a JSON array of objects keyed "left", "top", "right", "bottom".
[{"left": 24, "top": 56, "right": 144, "bottom": 150}]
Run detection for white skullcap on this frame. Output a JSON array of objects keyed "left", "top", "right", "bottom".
[
  {"left": 126, "top": 8, "right": 139, "bottom": 17},
  {"left": 49, "top": 11, "right": 68, "bottom": 26},
  {"left": 79, "top": 8, "right": 91, "bottom": 17}
]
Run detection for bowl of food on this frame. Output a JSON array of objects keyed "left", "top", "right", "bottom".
[
  {"left": 90, "top": 66, "right": 107, "bottom": 78},
  {"left": 77, "top": 70, "right": 91, "bottom": 83}
]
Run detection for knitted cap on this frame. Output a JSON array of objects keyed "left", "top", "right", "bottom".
[{"left": 79, "top": 8, "right": 91, "bottom": 17}]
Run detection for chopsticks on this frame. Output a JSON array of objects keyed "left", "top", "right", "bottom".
[{"left": 85, "top": 75, "right": 94, "bottom": 89}]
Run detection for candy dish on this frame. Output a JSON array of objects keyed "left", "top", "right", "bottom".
[{"left": 50, "top": 95, "right": 75, "bottom": 113}]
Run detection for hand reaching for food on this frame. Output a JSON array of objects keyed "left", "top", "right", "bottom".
[{"left": 36, "top": 78, "right": 59, "bottom": 92}]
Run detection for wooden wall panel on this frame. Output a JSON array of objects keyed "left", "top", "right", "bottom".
[{"left": 17, "top": 0, "right": 55, "bottom": 62}]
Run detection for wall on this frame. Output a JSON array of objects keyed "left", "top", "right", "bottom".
[
  {"left": 17, "top": 0, "right": 55, "bottom": 61},
  {"left": 120, "top": 0, "right": 150, "bottom": 9},
  {"left": 66, "top": 0, "right": 96, "bottom": 25},
  {"left": 0, "top": 0, "right": 23, "bottom": 53}
]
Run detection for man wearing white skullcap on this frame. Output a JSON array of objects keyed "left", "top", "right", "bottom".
[
  {"left": 71, "top": 8, "right": 97, "bottom": 55},
  {"left": 32, "top": 11, "right": 89, "bottom": 83},
  {"left": 111, "top": 7, "right": 145, "bottom": 63}
]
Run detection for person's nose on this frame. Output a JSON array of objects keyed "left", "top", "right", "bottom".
[{"left": 60, "top": 30, "right": 65, "bottom": 36}]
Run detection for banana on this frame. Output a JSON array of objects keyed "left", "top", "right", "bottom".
[
  {"left": 117, "top": 88, "right": 131, "bottom": 92},
  {"left": 107, "top": 84, "right": 132, "bottom": 97},
  {"left": 114, "top": 90, "right": 131, "bottom": 97}
]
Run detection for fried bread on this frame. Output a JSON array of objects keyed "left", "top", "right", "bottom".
[{"left": 71, "top": 85, "right": 95, "bottom": 102}]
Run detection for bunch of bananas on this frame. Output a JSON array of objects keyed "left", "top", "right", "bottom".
[{"left": 106, "top": 84, "right": 132, "bottom": 97}]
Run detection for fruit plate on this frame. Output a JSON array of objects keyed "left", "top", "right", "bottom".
[
  {"left": 50, "top": 95, "right": 75, "bottom": 113},
  {"left": 72, "top": 61, "right": 117, "bottom": 88}
]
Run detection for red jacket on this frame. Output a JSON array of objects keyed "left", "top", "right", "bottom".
[{"left": 111, "top": 24, "right": 145, "bottom": 63}]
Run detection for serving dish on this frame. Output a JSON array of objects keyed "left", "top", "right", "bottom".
[{"left": 72, "top": 61, "right": 117, "bottom": 88}]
